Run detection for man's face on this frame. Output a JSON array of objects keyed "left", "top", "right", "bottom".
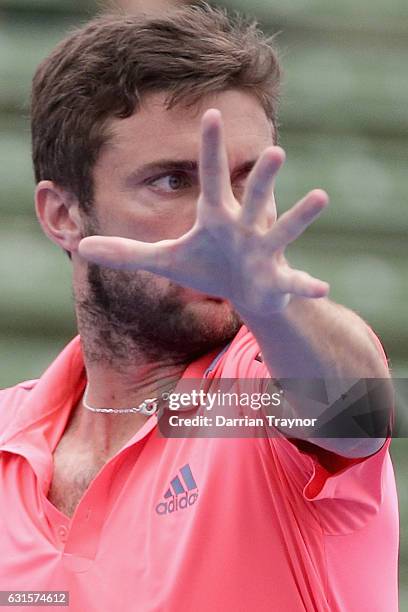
[{"left": 78, "top": 89, "right": 275, "bottom": 362}]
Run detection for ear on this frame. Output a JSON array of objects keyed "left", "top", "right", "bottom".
[{"left": 35, "top": 181, "right": 83, "bottom": 253}]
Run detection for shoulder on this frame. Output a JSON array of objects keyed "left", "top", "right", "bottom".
[
  {"left": 215, "top": 326, "right": 268, "bottom": 378},
  {"left": 0, "top": 380, "right": 39, "bottom": 425},
  {"left": 1, "top": 379, "right": 39, "bottom": 397}
]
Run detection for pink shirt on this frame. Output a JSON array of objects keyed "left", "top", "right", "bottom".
[{"left": 0, "top": 328, "right": 399, "bottom": 611}]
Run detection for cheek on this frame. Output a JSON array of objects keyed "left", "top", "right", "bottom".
[
  {"left": 125, "top": 198, "right": 198, "bottom": 241},
  {"left": 161, "top": 207, "right": 198, "bottom": 239},
  {"left": 138, "top": 270, "right": 174, "bottom": 296},
  {"left": 93, "top": 184, "right": 199, "bottom": 242}
]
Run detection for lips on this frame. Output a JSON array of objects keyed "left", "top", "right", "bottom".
[
  {"left": 183, "top": 288, "right": 225, "bottom": 303},
  {"left": 206, "top": 296, "right": 224, "bottom": 303}
]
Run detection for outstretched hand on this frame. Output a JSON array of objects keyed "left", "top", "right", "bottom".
[{"left": 78, "top": 109, "right": 329, "bottom": 315}]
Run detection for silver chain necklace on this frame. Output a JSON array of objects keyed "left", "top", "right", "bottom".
[{"left": 82, "top": 383, "right": 158, "bottom": 416}]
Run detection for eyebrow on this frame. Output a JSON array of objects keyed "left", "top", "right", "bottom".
[{"left": 124, "top": 158, "right": 258, "bottom": 186}]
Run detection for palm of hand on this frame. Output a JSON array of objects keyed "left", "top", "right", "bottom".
[{"left": 79, "top": 109, "right": 329, "bottom": 315}]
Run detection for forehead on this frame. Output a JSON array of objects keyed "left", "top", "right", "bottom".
[{"left": 100, "top": 89, "right": 274, "bottom": 172}]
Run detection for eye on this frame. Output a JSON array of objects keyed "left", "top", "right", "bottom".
[
  {"left": 146, "top": 172, "right": 192, "bottom": 193},
  {"left": 232, "top": 169, "right": 252, "bottom": 194}
]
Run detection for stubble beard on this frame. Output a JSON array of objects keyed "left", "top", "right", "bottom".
[{"left": 76, "top": 219, "right": 242, "bottom": 366}]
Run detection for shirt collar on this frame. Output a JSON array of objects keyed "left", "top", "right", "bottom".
[{"left": 0, "top": 334, "right": 228, "bottom": 452}]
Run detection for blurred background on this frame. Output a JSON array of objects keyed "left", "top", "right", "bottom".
[{"left": 0, "top": 0, "right": 407, "bottom": 607}]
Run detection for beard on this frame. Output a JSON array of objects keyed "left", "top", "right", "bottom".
[{"left": 76, "top": 260, "right": 242, "bottom": 366}]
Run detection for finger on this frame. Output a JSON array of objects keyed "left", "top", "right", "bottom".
[
  {"left": 266, "top": 189, "right": 329, "bottom": 252},
  {"left": 240, "top": 147, "right": 285, "bottom": 228},
  {"left": 282, "top": 268, "right": 330, "bottom": 298},
  {"left": 78, "top": 235, "right": 177, "bottom": 273},
  {"left": 265, "top": 194, "right": 278, "bottom": 229},
  {"left": 199, "top": 109, "right": 233, "bottom": 207}
]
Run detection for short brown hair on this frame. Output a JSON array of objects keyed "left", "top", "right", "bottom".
[{"left": 31, "top": 1, "right": 281, "bottom": 211}]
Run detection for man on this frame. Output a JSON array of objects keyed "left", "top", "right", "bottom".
[{"left": 0, "top": 3, "right": 398, "bottom": 611}]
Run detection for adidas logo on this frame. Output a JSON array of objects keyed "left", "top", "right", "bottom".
[{"left": 155, "top": 464, "right": 199, "bottom": 515}]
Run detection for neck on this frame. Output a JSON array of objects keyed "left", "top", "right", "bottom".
[
  {"left": 68, "top": 303, "right": 193, "bottom": 458},
  {"left": 69, "top": 269, "right": 237, "bottom": 457},
  {"left": 84, "top": 357, "right": 188, "bottom": 406},
  {"left": 67, "top": 354, "right": 188, "bottom": 460}
]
